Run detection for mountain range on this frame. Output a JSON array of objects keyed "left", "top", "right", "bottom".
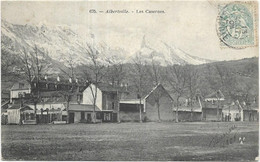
[{"left": 1, "top": 20, "right": 214, "bottom": 68}]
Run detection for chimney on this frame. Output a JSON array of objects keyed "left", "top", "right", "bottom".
[
  {"left": 125, "top": 83, "right": 128, "bottom": 91},
  {"left": 57, "top": 76, "right": 60, "bottom": 82}
]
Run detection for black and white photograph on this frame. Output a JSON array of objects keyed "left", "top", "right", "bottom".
[{"left": 1, "top": 0, "right": 259, "bottom": 161}]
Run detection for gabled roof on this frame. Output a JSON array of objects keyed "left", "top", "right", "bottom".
[
  {"left": 205, "top": 90, "right": 225, "bottom": 100},
  {"left": 8, "top": 104, "right": 33, "bottom": 111},
  {"left": 69, "top": 104, "right": 101, "bottom": 112},
  {"left": 223, "top": 101, "right": 243, "bottom": 112},
  {"left": 120, "top": 84, "right": 172, "bottom": 101},
  {"left": 143, "top": 84, "right": 174, "bottom": 101},
  {"left": 11, "top": 81, "right": 31, "bottom": 90},
  {"left": 173, "top": 97, "right": 202, "bottom": 112}
]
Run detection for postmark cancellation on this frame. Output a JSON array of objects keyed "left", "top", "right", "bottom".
[{"left": 217, "top": 1, "right": 258, "bottom": 49}]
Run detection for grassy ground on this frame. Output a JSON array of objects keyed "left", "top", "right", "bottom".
[{"left": 1, "top": 122, "right": 258, "bottom": 161}]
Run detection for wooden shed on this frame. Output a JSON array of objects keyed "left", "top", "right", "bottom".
[{"left": 7, "top": 104, "right": 35, "bottom": 124}]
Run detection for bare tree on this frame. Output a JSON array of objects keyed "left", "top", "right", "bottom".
[
  {"left": 146, "top": 52, "right": 163, "bottom": 122},
  {"left": 57, "top": 52, "right": 78, "bottom": 123},
  {"left": 81, "top": 41, "right": 106, "bottom": 123},
  {"left": 185, "top": 65, "right": 200, "bottom": 121},
  {"left": 166, "top": 64, "right": 187, "bottom": 123},
  {"left": 131, "top": 52, "right": 148, "bottom": 123},
  {"left": 19, "top": 45, "right": 50, "bottom": 123},
  {"left": 105, "top": 55, "right": 126, "bottom": 123},
  {"left": 205, "top": 64, "right": 237, "bottom": 120}
]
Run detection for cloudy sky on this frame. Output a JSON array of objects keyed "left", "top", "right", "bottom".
[{"left": 1, "top": 0, "right": 258, "bottom": 61}]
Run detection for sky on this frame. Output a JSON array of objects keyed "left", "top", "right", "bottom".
[{"left": 1, "top": 0, "right": 259, "bottom": 61}]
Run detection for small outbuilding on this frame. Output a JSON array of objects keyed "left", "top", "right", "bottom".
[
  {"left": 119, "top": 84, "right": 174, "bottom": 122},
  {"left": 7, "top": 104, "right": 36, "bottom": 124},
  {"left": 202, "top": 90, "right": 225, "bottom": 121},
  {"left": 173, "top": 97, "right": 203, "bottom": 122},
  {"left": 68, "top": 104, "right": 102, "bottom": 123},
  {"left": 222, "top": 101, "right": 243, "bottom": 121}
]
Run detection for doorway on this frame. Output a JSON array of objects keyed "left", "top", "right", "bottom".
[{"left": 69, "top": 113, "right": 74, "bottom": 123}]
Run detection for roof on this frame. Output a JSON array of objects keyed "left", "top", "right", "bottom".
[
  {"left": 120, "top": 84, "right": 172, "bottom": 101},
  {"left": 32, "top": 75, "right": 88, "bottom": 86},
  {"left": 202, "top": 99, "right": 226, "bottom": 109},
  {"left": 11, "top": 81, "right": 31, "bottom": 90},
  {"left": 173, "top": 97, "right": 202, "bottom": 112},
  {"left": 1, "top": 91, "right": 9, "bottom": 99},
  {"left": 205, "top": 90, "right": 225, "bottom": 100},
  {"left": 223, "top": 102, "right": 243, "bottom": 112},
  {"left": 143, "top": 84, "right": 174, "bottom": 101},
  {"left": 69, "top": 104, "right": 101, "bottom": 112},
  {"left": 95, "top": 83, "right": 127, "bottom": 92},
  {"left": 8, "top": 104, "right": 33, "bottom": 111}
]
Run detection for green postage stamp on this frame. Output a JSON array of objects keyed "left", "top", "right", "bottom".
[{"left": 217, "top": 2, "right": 258, "bottom": 49}]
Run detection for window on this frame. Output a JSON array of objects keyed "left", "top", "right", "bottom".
[
  {"left": 96, "top": 113, "right": 101, "bottom": 119},
  {"left": 112, "top": 102, "right": 115, "bottom": 109},
  {"left": 19, "top": 83, "right": 24, "bottom": 89},
  {"left": 81, "top": 112, "right": 85, "bottom": 120}
]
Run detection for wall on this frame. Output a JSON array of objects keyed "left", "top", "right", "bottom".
[
  {"left": 102, "top": 92, "right": 118, "bottom": 112},
  {"left": 119, "top": 111, "right": 145, "bottom": 122},
  {"left": 74, "top": 112, "right": 81, "bottom": 123},
  {"left": 10, "top": 89, "right": 31, "bottom": 102},
  {"left": 145, "top": 85, "right": 173, "bottom": 121},
  {"left": 7, "top": 109, "right": 20, "bottom": 124},
  {"left": 173, "top": 111, "right": 202, "bottom": 121},
  {"left": 202, "top": 108, "right": 222, "bottom": 121},
  {"left": 28, "top": 103, "right": 65, "bottom": 111},
  {"left": 222, "top": 109, "right": 242, "bottom": 121},
  {"left": 243, "top": 110, "right": 258, "bottom": 121},
  {"left": 82, "top": 84, "right": 102, "bottom": 110}
]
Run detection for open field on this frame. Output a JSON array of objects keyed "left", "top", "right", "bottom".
[{"left": 1, "top": 122, "right": 259, "bottom": 161}]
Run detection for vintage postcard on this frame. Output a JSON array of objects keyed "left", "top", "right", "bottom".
[{"left": 1, "top": 0, "right": 259, "bottom": 161}]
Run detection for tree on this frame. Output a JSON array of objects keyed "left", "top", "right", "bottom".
[
  {"left": 166, "top": 64, "right": 187, "bottom": 123},
  {"left": 205, "top": 64, "right": 237, "bottom": 120},
  {"left": 185, "top": 65, "right": 200, "bottom": 121},
  {"left": 19, "top": 45, "right": 50, "bottom": 123},
  {"left": 105, "top": 55, "right": 126, "bottom": 123},
  {"left": 146, "top": 52, "right": 163, "bottom": 122},
  {"left": 58, "top": 52, "right": 78, "bottom": 123},
  {"left": 131, "top": 52, "right": 149, "bottom": 123},
  {"left": 81, "top": 40, "right": 106, "bottom": 123}
]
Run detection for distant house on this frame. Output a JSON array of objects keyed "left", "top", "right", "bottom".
[
  {"left": 240, "top": 99, "right": 259, "bottom": 122},
  {"left": 10, "top": 81, "right": 31, "bottom": 103},
  {"left": 172, "top": 96, "right": 203, "bottom": 122},
  {"left": 202, "top": 90, "right": 225, "bottom": 121},
  {"left": 222, "top": 101, "right": 243, "bottom": 121},
  {"left": 119, "top": 84, "right": 174, "bottom": 122},
  {"left": 68, "top": 104, "right": 101, "bottom": 123},
  {"left": 7, "top": 104, "right": 35, "bottom": 124},
  {"left": 1, "top": 91, "right": 10, "bottom": 124},
  {"left": 82, "top": 83, "right": 127, "bottom": 122},
  {"left": 8, "top": 76, "right": 88, "bottom": 124}
]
